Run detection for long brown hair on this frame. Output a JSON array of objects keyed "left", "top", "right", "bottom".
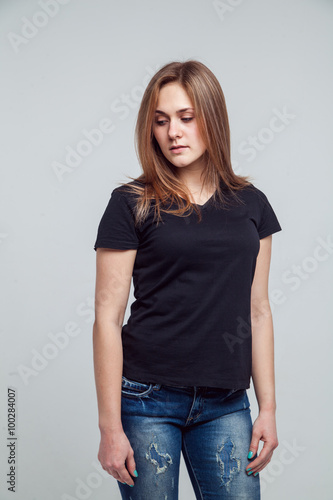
[{"left": 117, "top": 59, "right": 254, "bottom": 226}]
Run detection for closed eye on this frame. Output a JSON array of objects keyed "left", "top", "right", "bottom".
[{"left": 155, "top": 117, "right": 194, "bottom": 126}]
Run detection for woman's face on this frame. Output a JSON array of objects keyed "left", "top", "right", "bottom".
[{"left": 152, "top": 82, "right": 207, "bottom": 171}]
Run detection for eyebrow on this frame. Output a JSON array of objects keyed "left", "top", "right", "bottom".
[{"left": 155, "top": 107, "right": 194, "bottom": 116}]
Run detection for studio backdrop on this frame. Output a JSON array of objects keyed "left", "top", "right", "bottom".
[{"left": 1, "top": 0, "right": 332, "bottom": 499}]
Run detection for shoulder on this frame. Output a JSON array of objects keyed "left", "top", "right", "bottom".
[
  {"left": 239, "top": 182, "right": 282, "bottom": 238},
  {"left": 236, "top": 182, "right": 272, "bottom": 208},
  {"left": 112, "top": 180, "right": 140, "bottom": 195},
  {"left": 113, "top": 180, "right": 144, "bottom": 200},
  {"left": 108, "top": 181, "right": 144, "bottom": 210}
]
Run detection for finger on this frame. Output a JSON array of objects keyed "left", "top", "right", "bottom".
[
  {"left": 118, "top": 465, "right": 135, "bottom": 486},
  {"left": 110, "top": 470, "right": 126, "bottom": 484},
  {"left": 126, "top": 450, "right": 138, "bottom": 480},
  {"left": 246, "top": 452, "right": 273, "bottom": 473},
  {"left": 102, "top": 466, "right": 114, "bottom": 476},
  {"left": 247, "top": 431, "right": 261, "bottom": 460},
  {"left": 104, "top": 467, "right": 128, "bottom": 485},
  {"left": 246, "top": 440, "right": 276, "bottom": 469},
  {"left": 247, "top": 457, "right": 271, "bottom": 475}
]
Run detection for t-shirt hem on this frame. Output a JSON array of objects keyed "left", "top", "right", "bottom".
[
  {"left": 258, "top": 225, "right": 282, "bottom": 240},
  {"left": 122, "top": 370, "right": 250, "bottom": 390},
  {"left": 94, "top": 239, "right": 139, "bottom": 250}
]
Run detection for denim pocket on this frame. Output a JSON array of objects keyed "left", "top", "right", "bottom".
[
  {"left": 224, "top": 388, "right": 250, "bottom": 409},
  {"left": 227, "top": 388, "right": 242, "bottom": 396},
  {"left": 224, "top": 388, "right": 246, "bottom": 399},
  {"left": 121, "top": 375, "right": 160, "bottom": 398},
  {"left": 207, "top": 387, "right": 245, "bottom": 403}
]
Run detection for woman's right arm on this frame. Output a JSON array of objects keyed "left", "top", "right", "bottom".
[{"left": 93, "top": 247, "right": 138, "bottom": 487}]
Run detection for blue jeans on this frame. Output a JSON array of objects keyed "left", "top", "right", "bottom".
[{"left": 118, "top": 376, "right": 261, "bottom": 500}]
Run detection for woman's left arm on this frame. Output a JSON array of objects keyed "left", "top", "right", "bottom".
[{"left": 246, "top": 234, "right": 279, "bottom": 475}]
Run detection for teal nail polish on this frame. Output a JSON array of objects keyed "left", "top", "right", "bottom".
[
  {"left": 247, "top": 468, "right": 252, "bottom": 472},
  {"left": 134, "top": 470, "right": 138, "bottom": 477},
  {"left": 254, "top": 472, "right": 259, "bottom": 477},
  {"left": 247, "top": 470, "right": 253, "bottom": 475},
  {"left": 248, "top": 451, "right": 253, "bottom": 459},
  {"left": 130, "top": 484, "right": 134, "bottom": 487}
]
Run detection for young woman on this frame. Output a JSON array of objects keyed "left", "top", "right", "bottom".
[{"left": 93, "top": 60, "right": 281, "bottom": 499}]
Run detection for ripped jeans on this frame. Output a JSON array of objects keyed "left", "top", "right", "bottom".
[{"left": 118, "top": 375, "right": 261, "bottom": 500}]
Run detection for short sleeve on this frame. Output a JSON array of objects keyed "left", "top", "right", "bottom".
[
  {"left": 94, "top": 189, "right": 139, "bottom": 251},
  {"left": 256, "top": 189, "right": 282, "bottom": 239}
]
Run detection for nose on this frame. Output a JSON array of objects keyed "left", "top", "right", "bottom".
[{"left": 168, "top": 119, "right": 182, "bottom": 140}]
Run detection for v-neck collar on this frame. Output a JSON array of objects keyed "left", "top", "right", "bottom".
[
  {"left": 192, "top": 193, "right": 215, "bottom": 209},
  {"left": 178, "top": 180, "right": 221, "bottom": 209}
]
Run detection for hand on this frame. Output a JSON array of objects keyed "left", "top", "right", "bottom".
[
  {"left": 98, "top": 429, "right": 138, "bottom": 486},
  {"left": 246, "top": 410, "right": 279, "bottom": 475}
]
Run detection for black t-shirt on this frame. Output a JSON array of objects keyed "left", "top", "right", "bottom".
[{"left": 93, "top": 180, "right": 282, "bottom": 389}]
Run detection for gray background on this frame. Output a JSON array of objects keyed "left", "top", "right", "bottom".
[{"left": 1, "top": 0, "right": 332, "bottom": 498}]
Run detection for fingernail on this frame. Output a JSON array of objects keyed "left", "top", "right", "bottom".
[
  {"left": 254, "top": 472, "right": 259, "bottom": 477},
  {"left": 246, "top": 468, "right": 252, "bottom": 472},
  {"left": 130, "top": 484, "right": 134, "bottom": 487},
  {"left": 248, "top": 451, "right": 253, "bottom": 459},
  {"left": 134, "top": 470, "right": 138, "bottom": 477},
  {"left": 247, "top": 470, "right": 253, "bottom": 475}
]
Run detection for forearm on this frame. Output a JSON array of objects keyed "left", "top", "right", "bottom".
[
  {"left": 93, "top": 320, "right": 124, "bottom": 434},
  {"left": 251, "top": 310, "right": 276, "bottom": 413}
]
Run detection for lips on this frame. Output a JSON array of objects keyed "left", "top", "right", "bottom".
[{"left": 170, "top": 145, "right": 187, "bottom": 150}]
